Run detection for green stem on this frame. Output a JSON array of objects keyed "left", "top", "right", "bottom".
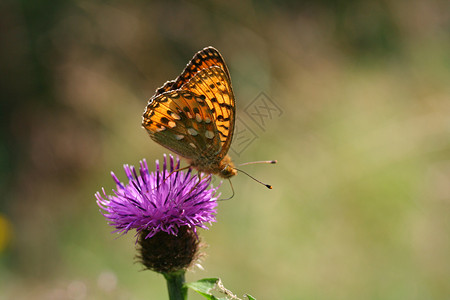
[{"left": 163, "top": 270, "right": 187, "bottom": 300}]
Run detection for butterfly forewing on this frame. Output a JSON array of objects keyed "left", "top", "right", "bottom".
[
  {"left": 180, "top": 66, "right": 235, "bottom": 160},
  {"left": 151, "top": 47, "right": 232, "bottom": 99}
]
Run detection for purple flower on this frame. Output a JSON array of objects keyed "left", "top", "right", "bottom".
[{"left": 96, "top": 154, "right": 219, "bottom": 239}]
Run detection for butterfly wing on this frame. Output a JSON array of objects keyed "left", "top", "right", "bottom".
[
  {"left": 150, "top": 47, "right": 232, "bottom": 98},
  {"left": 142, "top": 66, "right": 235, "bottom": 163}
]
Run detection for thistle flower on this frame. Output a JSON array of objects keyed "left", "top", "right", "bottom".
[
  {"left": 96, "top": 154, "right": 219, "bottom": 273},
  {"left": 96, "top": 154, "right": 219, "bottom": 238}
]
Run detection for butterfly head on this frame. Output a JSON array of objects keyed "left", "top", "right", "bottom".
[{"left": 218, "top": 155, "right": 237, "bottom": 179}]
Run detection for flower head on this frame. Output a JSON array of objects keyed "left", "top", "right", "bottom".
[{"left": 96, "top": 154, "right": 219, "bottom": 239}]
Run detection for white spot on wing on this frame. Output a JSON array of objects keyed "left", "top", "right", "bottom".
[
  {"left": 171, "top": 112, "right": 181, "bottom": 120},
  {"left": 187, "top": 128, "right": 198, "bottom": 136},
  {"left": 205, "top": 130, "right": 214, "bottom": 139},
  {"left": 174, "top": 134, "right": 184, "bottom": 140}
]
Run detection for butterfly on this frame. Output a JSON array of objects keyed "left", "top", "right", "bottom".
[{"left": 142, "top": 47, "right": 238, "bottom": 179}]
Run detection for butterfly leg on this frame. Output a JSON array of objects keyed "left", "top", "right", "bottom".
[
  {"left": 155, "top": 165, "right": 192, "bottom": 190},
  {"left": 218, "top": 178, "right": 234, "bottom": 201},
  {"left": 187, "top": 172, "right": 208, "bottom": 194}
]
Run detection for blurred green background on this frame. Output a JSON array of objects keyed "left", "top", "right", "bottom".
[{"left": 1, "top": 0, "right": 450, "bottom": 299}]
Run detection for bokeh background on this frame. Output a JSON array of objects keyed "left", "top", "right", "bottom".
[{"left": 1, "top": 0, "right": 450, "bottom": 299}]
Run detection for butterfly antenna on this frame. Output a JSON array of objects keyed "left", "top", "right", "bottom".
[
  {"left": 219, "top": 179, "right": 235, "bottom": 201},
  {"left": 233, "top": 167, "right": 273, "bottom": 189},
  {"left": 238, "top": 160, "right": 277, "bottom": 166}
]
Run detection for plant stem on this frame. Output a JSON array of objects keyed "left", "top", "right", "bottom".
[{"left": 163, "top": 270, "right": 187, "bottom": 300}]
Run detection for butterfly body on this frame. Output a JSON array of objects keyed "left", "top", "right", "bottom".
[
  {"left": 143, "top": 47, "right": 237, "bottom": 179},
  {"left": 189, "top": 154, "right": 237, "bottom": 179}
]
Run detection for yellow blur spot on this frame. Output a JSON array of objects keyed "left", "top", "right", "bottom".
[{"left": 0, "top": 214, "right": 13, "bottom": 252}]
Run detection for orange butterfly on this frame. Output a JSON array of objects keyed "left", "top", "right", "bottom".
[{"left": 142, "top": 47, "right": 274, "bottom": 187}]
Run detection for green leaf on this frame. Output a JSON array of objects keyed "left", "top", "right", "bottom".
[
  {"left": 186, "top": 278, "right": 219, "bottom": 294},
  {"left": 186, "top": 278, "right": 220, "bottom": 300},
  {"left": 186, "top": 278, "right": 257, "bottom": 300}
]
